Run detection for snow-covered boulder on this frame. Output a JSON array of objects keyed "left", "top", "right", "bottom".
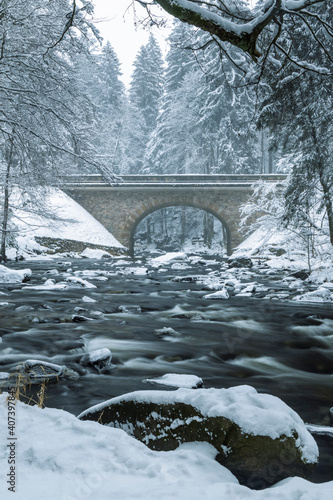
[
  {"left": 154, "top": 327, "right": 180, "bottom": 338},
  {"left": 0, "top": 264, "right": 31, "bottom": 283},
  {"left": 19, "top": 360, "right": 79, "bottom": 383},
  {"left": 80, "top": 348, "right": 112, "bottom": 372},
  {"left": 293, "top": 287, "right": 333, "bottom": 303},
  {"left": 203, "top": 288, "right": 229, "bottom": 300},
  {"left": 78, "top": 385, "right": 318, "bottom": 488},
  {"left": 80, "top": 248, "right": 112, "bottom": 259},
  {"left": 66, "top": 276, "right": 97, "bottom": 288},
  {"left": 150, "top": 252, "right": 188, "bottom": 268}
]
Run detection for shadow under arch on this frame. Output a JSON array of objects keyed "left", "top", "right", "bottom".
[{"left": 129, "top": 202, "right": 232, "bottom": 257}]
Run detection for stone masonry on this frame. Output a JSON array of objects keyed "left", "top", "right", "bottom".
[{"left": 64, "top": 184, "right": 253, "bottom": 256}]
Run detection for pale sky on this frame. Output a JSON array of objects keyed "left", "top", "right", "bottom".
[{"left": 92, "top": 0, "right": 171, "bottom": 87}]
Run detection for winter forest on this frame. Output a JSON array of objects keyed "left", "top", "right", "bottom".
[
  {"left": 0, "top": 0, "right": 332, "bottom": 259},
  {"left": 1, "top": 3, "right": 333, "bottom": 499}
]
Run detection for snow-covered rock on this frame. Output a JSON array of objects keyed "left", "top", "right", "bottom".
[
  {"left": 19, "top": 359, "right": 79, "bottom": 382},
  {"left": 0, "top": 393, "right": 332, "bottom": 500},
  {"left": 203, "top": 288, "right": 229, "bottom": 300},
  {"left": 66, "top": 276, "right": 97, "bottom": 288},
  {"left": 150, "top": 252, "right": 188, "bottom": 268},
  {"left": 118, "top": 305, "right": 142, "bottom": 314},
  {"left": 80, "top": 348, "right": 112, "bottom": 372},
  {"left": 293, "top": 287, "right": 333, "bottom": 303},
  {"left": 144, "top": 373, "right": 203, "bottom": 389},
  {"left": 81, "top": 295, "right": 97, "bottom": 303},
  {"left": 0, "top": 264, "right": 31, "bottom": 283},
  {"left": 80, "top": 248, "right": 112, "bottom": 259},
  {"left": 78, "top": 386, "right": 318, "bottom": 488},
  {"left": 154, "top": 327, "right": 180, "bottom": 338}
]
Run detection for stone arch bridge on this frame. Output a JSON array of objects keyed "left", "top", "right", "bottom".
[{"left": 63, "top": 174, "right": 286, "bottom": 256}]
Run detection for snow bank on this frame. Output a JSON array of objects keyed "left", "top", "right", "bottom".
[
  {"left": 79, "top": 385, "right": 318, "bottom": 465},
  {"left": 9, "top": 187, "right": 124, "bottom": 255},
  {"left": 0, "top": 393, "right": 332, "bottom": 500}
]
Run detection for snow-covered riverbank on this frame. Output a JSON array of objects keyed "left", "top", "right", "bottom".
[{"left": 1, "top": 392, "right": 332, "bottom": 500}]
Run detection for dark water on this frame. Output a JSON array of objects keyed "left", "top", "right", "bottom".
[{"left": 0, "top": 254, "right": 332, "bottom": 483}]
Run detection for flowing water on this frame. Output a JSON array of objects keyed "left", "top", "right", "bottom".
[{"left": 0, "top": 254, "right": 332, "bottom": 483}]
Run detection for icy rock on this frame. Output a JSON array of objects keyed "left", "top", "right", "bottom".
[
  {"left": 79, "top": 386, "right": 318, "bottom": 489},
  {"left": 15, "top": 305, "right": 35, "bottom": 312},
  {"left": 170, "top": 263, "right": 191, "bottom": 270},
  {"left": 144, "top": 374, "right": 203, "bottom": 389},
  {"left": 154, "top": 327, "right": 180, "bottom": 338},
  {"left": 118, "top": 305, "right": 142, "bottom": 314},
  {"left": 203, "top": 288, "right": 229, "bottom": 300},
  {"left": 19, "top": 360, "right": 79, "bottom": 383},
  {"left": 228, "top": 257, "right": 253, "bottom": 269},
  {"left": 72, "top": 315, "right": 93, "bottom": 322},
  {"left": 81, "top": 295, "right": 97, "bottom": 303},
  {"left": 80, "top": 248, "right": 112, "bottom": 259},
  {"left": 150, "top": 252, "right": 188, "bottom": 268},
  {"left": 80, "top": 348, "right": 112, "bottom": 372},
  {"left": 66, "top": 277, "right": 97, "bottom": 288},
  {"left": 45, "top": 269, "right": 59, "bottom": 275},
  {"left": 293, "top": 287, "right": 333, "bottom": 303},
  {"left": 0, "top": 264, "right": 31, "bottom": 283},
  {"left": 172, "top": 276, "right": 198, "bottom": 283},
  {"left": 0, "top": 371, "right": 9, "bottom": 379}
]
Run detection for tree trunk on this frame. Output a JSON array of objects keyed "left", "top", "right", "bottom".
[
  {"left": 0, "top": 139, "right": 14, "bottom": 262},
  {"left": 318, "top": 171, "right": 333, "bottom": 246}
]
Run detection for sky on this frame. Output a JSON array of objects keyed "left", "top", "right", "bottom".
[{"left": 92, "top": 0, "right": 171, "bottom": 87}]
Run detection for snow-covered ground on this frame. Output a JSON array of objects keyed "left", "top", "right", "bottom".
[
  {"left": 1, "top": 392, "right": 332, "bottom": 500},
  {"left": 6, "top": 187, "right": 124, "bottom": 259}
]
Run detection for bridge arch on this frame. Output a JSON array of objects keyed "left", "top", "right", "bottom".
[
  {"left": 64, "top": 174, "right": 286, "bottom": 256},
  {"left": 129, "top": 201, "right": 232, "bottom": 256}
]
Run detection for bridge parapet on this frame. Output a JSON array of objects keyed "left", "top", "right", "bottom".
[{"left": 62, "top": 174, "right": 287, "bottom": 188}]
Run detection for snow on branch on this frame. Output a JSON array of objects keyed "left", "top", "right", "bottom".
[{"left": 149, "top": 0, "right": 329, "bottom": 66}]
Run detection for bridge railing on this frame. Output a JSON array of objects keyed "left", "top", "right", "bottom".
[{"left": 61, "top": 174, "right": 287, "bottom": 185}]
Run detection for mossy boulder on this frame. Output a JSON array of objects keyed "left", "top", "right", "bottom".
[{"left": 78, "top": 386, "right": 318, "bottom": 489}]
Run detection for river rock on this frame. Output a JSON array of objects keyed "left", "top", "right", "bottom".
[
  {"left": 80, "top": 348, "right": 112, "bottom": 372},
  {"left": 228, "top": 257, "right": 253, "bottom": 269},
  {"left": 19, "top": 359, "right": 79, "bottom": 383},
  {"left": 78, "top": 386, "right": 318, "bottom": 488},
  {"left": 144, "top": 373, "right": 203, "bottom": 389},
  {"left": 0, "top": 264, "right": 31, "bottom": 283}
]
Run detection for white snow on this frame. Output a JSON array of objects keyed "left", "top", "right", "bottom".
[
  {"left": 80, "top": 248, "right": 112, "bottom": 259},
  {"left": 79, "top": 385, "right": 318, "bottom": 465},
  {"left": 150, "top": 252, "right": 188, "bottom": 267},
  {"left": 144, "top": 373, "right": 203, "bottom": 389},
  {"left": 203, "top": 288, "right": 229, "bottom": 300},
  {"left": 0, "top": 393, "right": 332, "bottom": 500},
  {"left": 81, "top": 295, "right": 97, "bottom": 303},
  {"left": 8, "top": 187, "right": 124, "bottom": 257},
  {"left": 0, "top": 265, "right": 31, "bottom": 283},
  {"left": 81, "top": 348, "right": 112, "bottom": 364},
  {"left": 293, "top": 287, "right": 333, "bottom": 303}
]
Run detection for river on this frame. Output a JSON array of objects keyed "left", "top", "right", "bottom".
[{"left": 0, "top": 252, "right": 332, "bottom": 483}]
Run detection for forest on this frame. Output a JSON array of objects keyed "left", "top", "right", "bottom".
[{"left": 0, "top": 0, "right": 332, "bottom": 258}]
